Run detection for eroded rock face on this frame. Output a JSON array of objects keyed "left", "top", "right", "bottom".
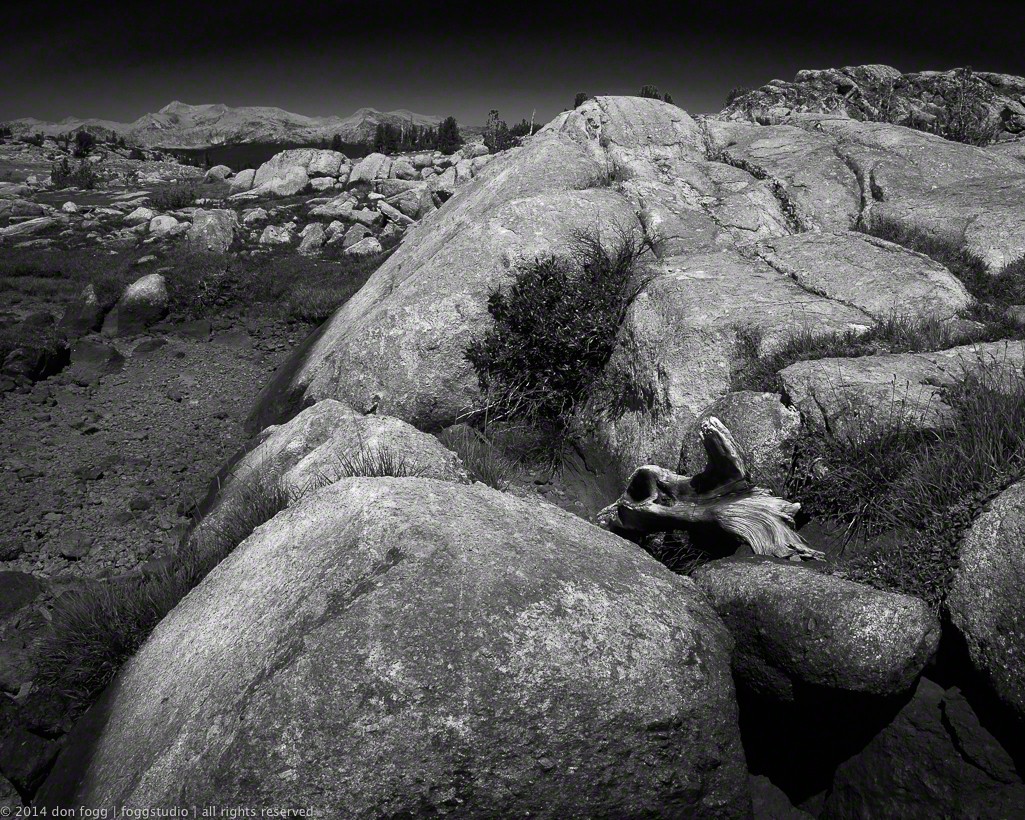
[
  {"left": 41, "top": 479, "right": 750, "bottom": 818},
  {"left": 247, "top": 95, "right": 1024, "bottom": 482},
  {"left": 692, "top": 558, "right": 940, "bottom": 701},
  {"left": 723, "top": 65, "right": 1025, "bottom": 142},
  {"left": 807, "top": 116, "right": 1025, "bottom": 271},
  {"left": 752, "top": 231, "right": 972, "bottom": 320},
  {"left": 947, "top": 481, "right": 1025, "bottom": 724}
]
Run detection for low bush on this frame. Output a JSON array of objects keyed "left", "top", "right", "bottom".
[
  {"left": 50, "top": 157, "right": 99, "bottom": 190},
  {"left": 787, "top": 361, "right": 1025, "bottom": 606},
  {"left": 148, "top": 181, "right": 197, "bottom": 211},
  {"left": 465, "top": 229, "right": 654, "bottom": 434}
]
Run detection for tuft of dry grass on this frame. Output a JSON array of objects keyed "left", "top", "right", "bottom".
[
  {"left": 787, "top": 361, "right": 1025, "bottom": 606},
  {"left": 34, "top": 469, "right": 294, "bottom": 705},
  {"left": 437, "top": 425, "right": 520, "bottom": 491}
]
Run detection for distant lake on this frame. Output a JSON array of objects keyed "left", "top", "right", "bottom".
[{"left": 163, "top": 140, "right": 371, "bottom": 170}]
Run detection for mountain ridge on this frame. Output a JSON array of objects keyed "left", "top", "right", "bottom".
[{"left": 5, "top": 102, "right": 446, "bottom": 148}]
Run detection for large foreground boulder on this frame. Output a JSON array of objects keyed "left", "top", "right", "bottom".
[
  {"left": 693, "top": 559, "right": 940, "bottom": 701},
  {"left": 947, "top": 480, "right": 1025, "bottom": 725},
  {"left": 41, "top": 479, "right": 750, "bottom": 817}
]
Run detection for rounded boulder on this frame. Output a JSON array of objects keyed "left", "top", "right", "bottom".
[
  {"left": 41, "top": 479, "right": 749, "bottom": 818},
  {"left": 693, "top": 558, "right": 940, "bottom": 701}
]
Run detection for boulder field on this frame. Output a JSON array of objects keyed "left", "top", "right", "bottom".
[{"left": 30, "top": 92, "right": 1025, "bottom": 815}]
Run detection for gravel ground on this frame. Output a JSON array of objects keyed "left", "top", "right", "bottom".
[{"left": 0, "top": 317, "right": 305, "bottom": 582}]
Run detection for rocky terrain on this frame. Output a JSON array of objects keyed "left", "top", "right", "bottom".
[
  {"left": 8, "top": 101, "right": 444, "bottom": 148},
  {"left": 723, "top": 64, "right": 1025, "bottom": 142},
  {"left": 3, "top": 73, "right": 1025, "bottom": 816}
]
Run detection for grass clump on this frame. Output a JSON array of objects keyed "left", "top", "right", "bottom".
[
  {"left": 437, "top": 425, "right": 519, "bottom": 491},
  {"left": 787, "top": 362, "right": 1025, "bottom": 606},
  {"left": 731, "top": 312, "right": 1017, "bottom": 394},
  {"left": 330, "top": 446, "right": 427, "bottom": 479},
  {"left": 465, "top": 229, "right": 653, "bottom": 438}
]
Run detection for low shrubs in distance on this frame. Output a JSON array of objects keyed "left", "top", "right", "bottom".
[
  {"left": 50, "top": 157, "right": 99, "bottom": 190},
  {"left": 465, "top": 229, "right": 654, "bottom": 438},
  {"left": 787, "top": 360, "right": 1025, "bottom": 606},
  {"left": 148, "top": 181, "right": 197, "bottom": 211},
  {"left": 162, "top": 244, "right": 391, "bottom": 323}
]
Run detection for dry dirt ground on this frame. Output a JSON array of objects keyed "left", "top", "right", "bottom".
[{"left": 0, "top": 317, "right": 303, "bottom": 583}]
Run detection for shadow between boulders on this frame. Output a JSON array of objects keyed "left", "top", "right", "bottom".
[
  {"left": 929, "top": 610, "right": 1025, "bottom": 777},
  {"left": 33, "top": 676, "right": 121, "bottom": 809},
  {"left": 244, "top": 318, "right": 330, "bottom": 436},
  {"left": 737, "top": 680, "right": 914, "bottom": 810}
]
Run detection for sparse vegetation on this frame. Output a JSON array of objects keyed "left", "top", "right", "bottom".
[
  {"left": 35, "top": 468, "right": 296, "bottom": 704},
  {"left": 574, "top": 92, "right": 591, "bottom": 109},
  {"left": 49, "top": 156, "right": 100, "bottom": 189},
  {"left": 639, "top": 85, "right": 674, "bottom": 104},
  {"left": 148, "top": 181, "right": 197, "bottom": 210},
  {"left": 786, "top": 362, "right": 1025, "bottom": 606},
  {"left": 437, "top": 425, "right": 519, "bottom": 491},
  {"left": 465, "top": 229, "right": 654, "bottom": 439},
  {"left": 730, "top": 312, "right": 1020, "bottom": 395},
  {"left": 1, "top": 243, "right": 390, "bottom": 327},
  {"left": 72, "top": 130, "right": 95, "bottom": 157}
]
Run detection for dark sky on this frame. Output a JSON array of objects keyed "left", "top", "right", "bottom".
[{"left": 3, "top": 0, "right": 1023, "bottom": 126}]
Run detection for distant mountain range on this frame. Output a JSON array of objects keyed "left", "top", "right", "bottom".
[{"left": 5, "top": 101, "right": 446, "bottom": 148}]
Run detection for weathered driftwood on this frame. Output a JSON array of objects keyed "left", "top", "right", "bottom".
[{"left": 597, "top": 417, "right": 823, "bottom": 561}]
